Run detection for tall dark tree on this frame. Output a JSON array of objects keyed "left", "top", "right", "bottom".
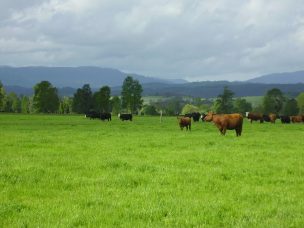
[
  {"left": 111, "top": 96, "right": 121, "bottom": 115},
  {"left": 121, "top": 76, "right": 143, "bottom": 113},
  {"left": 94, "top": 86, "right": 111, "bottom": 112},
  {"left": 215, "top": 86, "right": 234, "bottom": 114},
  {"left": 284, "top": 99, "right": 299, "bottom": 116},
  {"left": 7, "top": 92, "right": 21, "bottom": 113},
  {"left": 33, "top": 81, "right": 59, "bottom": 113},
  {"left": 263, "top": 88, "right": 285, "bottom": 114},
  {"left": 72, "top": 84, "right": 93, "bottom": 114},
  {"left": 234, "top": 98, "right": 252, "bottom": 115}
]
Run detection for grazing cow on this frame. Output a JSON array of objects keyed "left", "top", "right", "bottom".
[
  {"left": 291, "top": 115, "right": 303, "bottom": 123},
  {"left": 246, "top": 112, "right": 264, "bottom": 123},
  {"left": 177, "top": 116, "right": 191, "bottom": 131},
  {"left": 118, "top": 113, "right": 133, "bottom": 121},
  {"left": 100, "top": 112, "right": 111, "bottom": 121},
  {"left": 263, "top": 114, "right": 271, "bottom": 122},
  {"left": 85, "top": 111, "right": 100, "bottom": 119},
  {"left": 191, "top": 112, "right": 201, "bottom": 122},
  {"left": 269, "top": 113, "right": 277, "bottom": 123},
  {"left": 204, "top": 112, "right": 243, "bottom": 136},
  {"left": 279, "top": 115, "right": 291, "bottom": 124}
]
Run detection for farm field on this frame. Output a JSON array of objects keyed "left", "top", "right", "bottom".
[{"left": 0, "top": 114, "right": 304, "bottom": 227}]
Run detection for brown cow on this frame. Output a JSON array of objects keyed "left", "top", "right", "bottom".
[
  {"left": 177, "top": 117, "right": 191, "bottom": 131},
  {"left": 246, "top": 112, "right": 264, "bottom": 123},
  {"left": 269, "top": 113, "right": 277, "bottom": 123},
  {"left": 291, "top": 115, "right": 303, "bottom": 123},
  {"left": 204, "top": 112, "right": 243, "bottom": 136}
]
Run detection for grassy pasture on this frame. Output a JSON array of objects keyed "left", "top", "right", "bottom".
[{"left": 0, "top": 114, "right": 303, "bottom": 227}]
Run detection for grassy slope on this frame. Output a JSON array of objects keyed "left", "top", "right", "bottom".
[{"left": 0, "top": 114, "right": 303, "bottom": 227}]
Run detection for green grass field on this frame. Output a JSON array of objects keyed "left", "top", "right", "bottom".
[{"left": 1, "top": 114, "right": 303, "bottom": 227}]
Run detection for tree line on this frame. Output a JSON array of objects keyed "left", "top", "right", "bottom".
[
  {"left": 1, "top": 78, "right": 304, "bottom": 116},
  {"left": 142, "top": 86, "right": 304, "bottom": 116},
  {"left": 0, "top": 76, "right": 143, "bottom": 115}
]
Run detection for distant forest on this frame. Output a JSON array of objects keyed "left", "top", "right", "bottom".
[{"left": 1, "top": 77, "right": 304, "bottom": 116}]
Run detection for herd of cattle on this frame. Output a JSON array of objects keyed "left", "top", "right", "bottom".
[
  {"left": 85, "top": 111, "right": 132, "bottom": 121},
  {"left": 177, "top": 111, "right": 304, "bottom": 137},
  {"left": 85, "top": 110, "right": 303, "bottom": 137},
  {"left": 245, "top": 112, "right": 304, "bottom": 124}
]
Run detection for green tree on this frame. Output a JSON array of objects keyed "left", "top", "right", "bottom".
[
  {"left": 284, "top": 99, "right": 299, "bottom": 116},
  {"left": 0, "top": 81, "right": 6, "bottom": 111},
  {"left": 121, "top": 76, "right": 143, "bottom": 113},
  {"left": 111, "top": 96, "right": 121, "bottom": 115},
  {"left": 181, "top": 104, "right": 199, "bottom": 114},
  {"left": 263, "top": 88, "right": 285, "bottom": 114},
  {"left": 215, "top": 86, "right": 234, "bottom": 113},
  {"left": 234, "top": 98, "right": 252, "bottom": 115},
  {"left": 21, "top": 96, "right": 30, "bottom": 113},
  {"left": 33, "top": 81, "right": 59, "bottom": 113},
  {"left": 94, "top": 86, "right": 111, "bottom": 112},
  {"left": 59, "top": 97, "right": 73, "bottom": 114},
  {"left": 296, "top": 92, "right": 304, "bottom": 113},
  {"left": 8, "top": 92, "right": 21, "bottom": 113},
  {"left": 72, "top": 84, "right": 93, "bottom": 114}
]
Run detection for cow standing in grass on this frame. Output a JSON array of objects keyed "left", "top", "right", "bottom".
[
  {"left": 177, "top": 117, "right": 191, "bottom": 131},
  {"left": 85, "top": 111, "right": 100, "bottom": 119},
  {"left": 269, "top": 113, "right": 277, "bottom": 123},
  {"left": 119, "top": 113, "right": 133, "bottom": 121},
  {"left": 246, "top": 112, "right": 264, "bottom": 123},
  {"left": 279, "top": 115, "right": 291, "bottom": 124},
  {"left": 100, "top": 113, "right": 111, "bottom": 121},
  {"left": 291, "top": 115, "right": 303, "bottom": 123},
  {"left": 204, "top": 112, "right": 243, "bottom": 136}
]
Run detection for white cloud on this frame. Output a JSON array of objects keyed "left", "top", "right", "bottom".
[{"left": 0, "top": 0, "right": 304, "bottom": 80}]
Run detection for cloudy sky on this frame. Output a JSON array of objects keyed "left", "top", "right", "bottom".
[{"left": 1, "top": 0, "right": 304, "bottom": 81}]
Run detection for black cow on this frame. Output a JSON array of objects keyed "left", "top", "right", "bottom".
[
  {"left": 263, "top": 114, "right": 271, "bottom": 122},
  {"left": 85, "top": 111, "right": 100, "bottom": 119},
  {"left": 184, "top": 112, "right": 201, "bottom": 122},
  {"left": 119, "top": 113, "right": 132, "bottom": 121},
  {"left": 100, "top": 113, "right": 111, "bottom": 121},
  {"left": 279, "top": 115, "right": 291, "bottom": 124},
  {"left": 192, "top": 112, "right": 201, "bottom": 122}
]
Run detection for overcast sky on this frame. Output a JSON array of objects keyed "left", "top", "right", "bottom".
[{"left": 1, "top": 0, "right": 304, "bottom": 81}]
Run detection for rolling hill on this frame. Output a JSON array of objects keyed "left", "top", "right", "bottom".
[
  {"left": 0, "top": 66, "right": 186, "bottom": 88},
  {"left": 247, "top": 70, "right": 304, "bottom": 84}
]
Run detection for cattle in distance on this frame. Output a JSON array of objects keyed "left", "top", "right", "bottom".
[
  {"left": 85, "top": 110, "right": 100, "bottom": 120},
  {"left": 290, "top": 115, "right": 303, "bottom": 123},
  {"left": 118, "top": 113, "right": 133, "bottom": 121},
  {"left": 184, "top": 112, "right": 201, "bottom": 122},
  {"left": 246, "top": 112, "right": 264, "bottom": 123},
  {"left": 269, "top": 113, "right": 277, "bottom": 123},
  {"left": 279, "top": 115, "right": 291, "bottom": 124},
  {"left": 204, "top": 112, "right": 243, "bottom": 136},
  {"left": 177, "top": 116, "right": 191, "bottom": 131},
  {"left": 100, "top": 113, "right": 111, "bottom": 121},
  {"left": 85, "top": 111, "right": 111, "bottom": 121}
]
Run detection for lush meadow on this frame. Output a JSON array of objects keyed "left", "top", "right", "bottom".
[{"left": 0, "top": 114, "right": 303, "bottom": 227}]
